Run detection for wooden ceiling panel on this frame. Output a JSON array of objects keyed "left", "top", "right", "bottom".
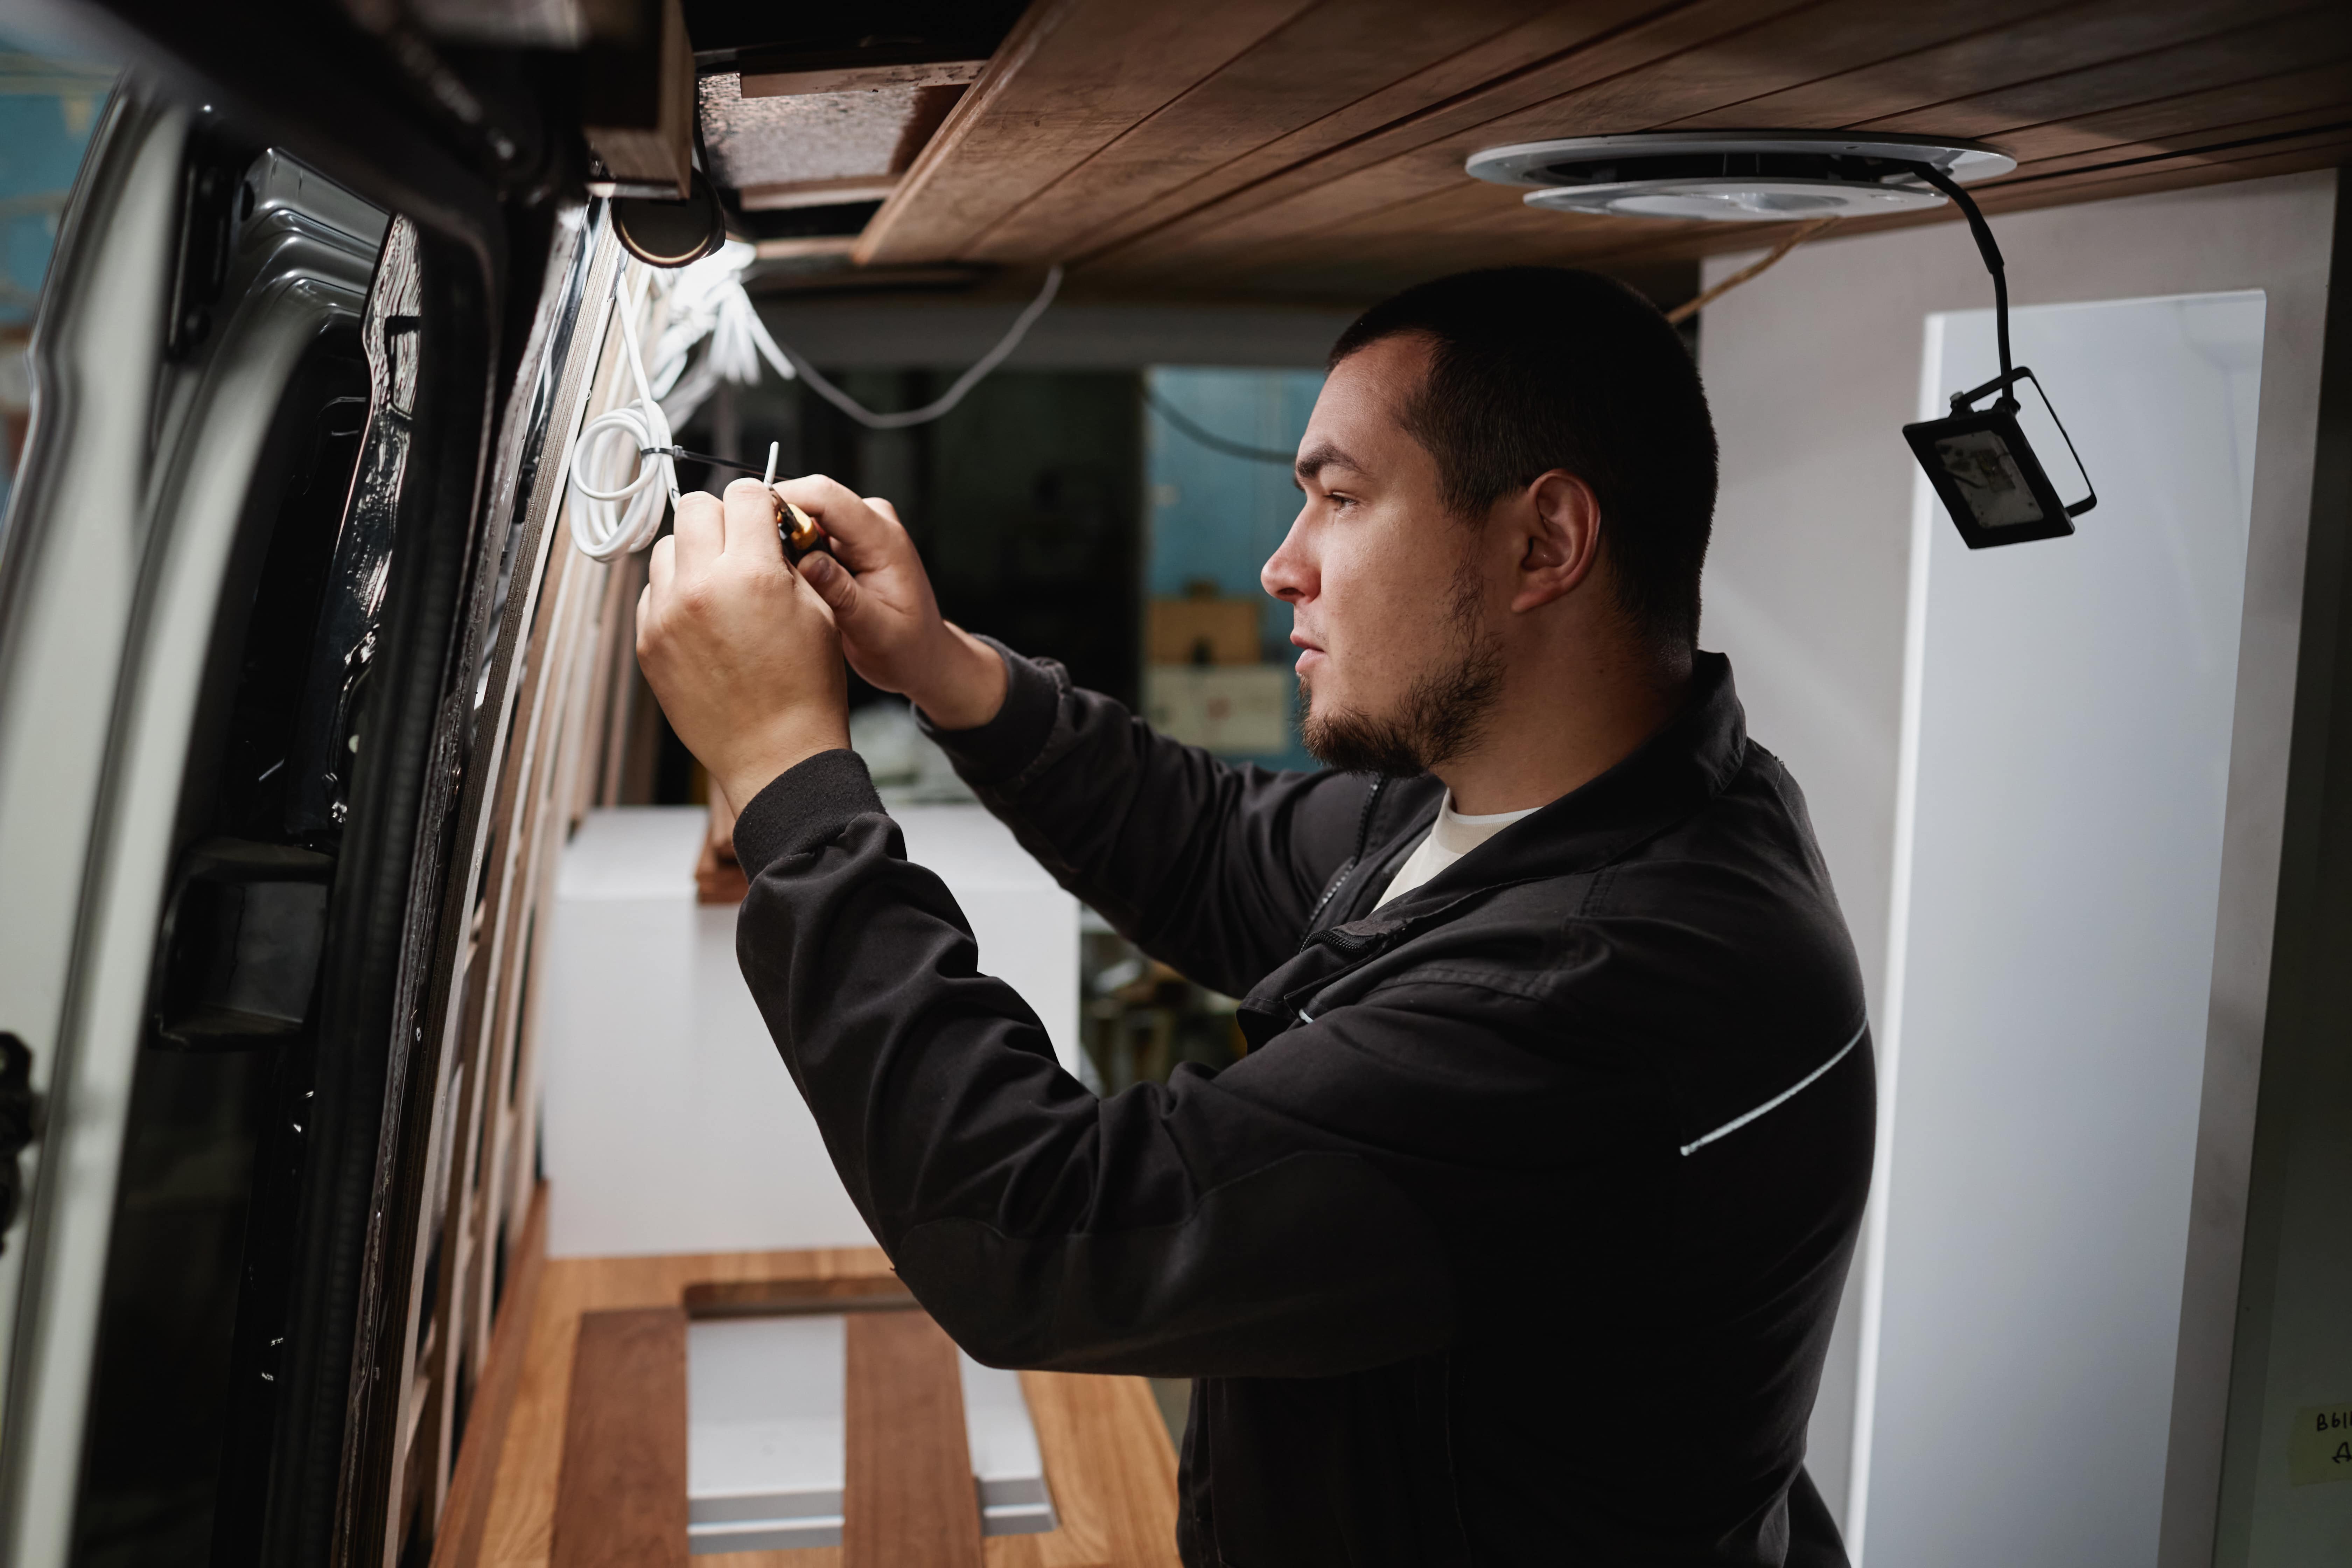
[
  {"left": 1991, "top": 130, "right": 2352, "bottom": 214},
  {"left": 851, "top": 0, "right": 1320, "bottom": 265},
  {"left": 1030, "top": 1, "right": 1671, "bottom": 267},
  {"left": 1072, "top": 0, "right": 1819, "bottom": 273},
  {"left": 868, "top": 0, "right": 1790, "bottom": 271},
  {"left": 1098, "top": 178, "right": 1730, "bottom": 303},
  {"left": 1975, "top": 58, "right": 2352, "bottom": 160},
  {"left": 1144, "top": 0, "right": 2338, "bottom": 278},
  {"left": 951, "top": 0, "right": 1572, "bottom": 264},
  {"left": 1975, "top": 60, "right": 2352, "bottom": 170},
  {"left": 1857, "top": 6, "right": 2346, "bottom": 139},
  {"left": 1666, "top": 0, "right": 2308, "bottom": 131},
  {"left": 1127, "top": 64, "right": 2352, "bottom": 294},
  {"left": 1082, "top": 0, "right": 2060, "bottom": 286},
  {"left": 830, "top": 0, "right": 2352, "bottom": 304}
]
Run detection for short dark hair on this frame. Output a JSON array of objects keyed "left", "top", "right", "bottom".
[{"left": 1328, "top": 266, "right": 1718, "bottom": 650}]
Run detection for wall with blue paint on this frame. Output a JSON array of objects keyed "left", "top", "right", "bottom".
[{"left": 1143, "top": 366, "right": 1323, "bottom": 771}]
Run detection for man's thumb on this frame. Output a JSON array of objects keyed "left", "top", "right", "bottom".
[{"left": 799, "top": 550, "right": 859, "bottom": 621}]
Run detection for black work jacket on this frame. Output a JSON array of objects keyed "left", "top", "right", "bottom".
[{"left": 731, "top": 644, "right": 1874, "bottom": 1566}]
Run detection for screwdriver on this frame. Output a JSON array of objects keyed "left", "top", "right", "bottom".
[{"left": 761, "top": 441, "right": 827, "bottom": 564}]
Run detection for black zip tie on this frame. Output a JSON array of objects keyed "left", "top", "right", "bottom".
[{"left": 640, "top": 444, "right": 771, "bottom": 476}]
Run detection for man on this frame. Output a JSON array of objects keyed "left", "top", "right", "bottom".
[{"left": 637, "top": 268, "right": 1874, "bottom": 1565}]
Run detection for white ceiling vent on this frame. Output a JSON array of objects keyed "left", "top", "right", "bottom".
[{"left": 1465, "top": 131, "right": 2014, "bottom": 222}]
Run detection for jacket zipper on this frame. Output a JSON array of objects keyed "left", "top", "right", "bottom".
[{"left": 1298, "top": 777, "right": 1389, "bottom": 948}]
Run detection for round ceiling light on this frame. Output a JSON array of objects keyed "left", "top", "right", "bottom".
[{"left": 1465, "top": 131, "right": 2014, "bottom": 222}]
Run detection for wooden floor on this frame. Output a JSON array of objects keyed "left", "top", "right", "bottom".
[{"left": 470, "top": 1238, "right": 1183, "bottom": 1568}]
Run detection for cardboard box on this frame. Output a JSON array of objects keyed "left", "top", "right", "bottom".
[{"left": 1147, "top": 596, "right": 1261, "bottom": 665}]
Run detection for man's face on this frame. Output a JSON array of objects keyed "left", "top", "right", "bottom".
[{"left": 1263, "top": 334, "right": 1503, "bottom": 776}]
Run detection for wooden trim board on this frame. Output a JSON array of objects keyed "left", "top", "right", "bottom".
[
  {"left": 551, "top": 1307, "right": 689, "bottom": 1568},
  {"left": 684, "top": 1274, "right": 915, "bottom": 1318},
  {"left": 466, "top": 1244, "right": 1180, "bottom": 1568},
  {"left": 844, "top": 1312, "right": 985, "bottom": 1568}
]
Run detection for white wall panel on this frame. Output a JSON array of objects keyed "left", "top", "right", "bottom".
[
  {"left": 1697, "top": 174, "right": 2336, "bottom": 1552},
  {"left": 1862, "top": 292, "right": 2262, "bottom": 1566}
]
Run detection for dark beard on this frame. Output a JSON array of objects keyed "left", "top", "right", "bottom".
[{"left": 1299, "top": 561, "right": 1504, "bottom": 777}]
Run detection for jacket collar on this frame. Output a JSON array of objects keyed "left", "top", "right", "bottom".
[{"left": 1334, "top": 651, "right": 1749, "bottom": 926}]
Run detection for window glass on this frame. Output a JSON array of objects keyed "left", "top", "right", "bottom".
[
  {"left": 0, "top": 32, "right": 117, "bottom": 516},
  {"left": 1142, "top": 366, "right": 1323, "bottom": 771}
]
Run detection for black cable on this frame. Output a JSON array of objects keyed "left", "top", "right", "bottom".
[
  {"left": 642, "top": 444, "right": 768, "bottom": 475},
  {"left": 1142, "top": 385, "right": 1298, "bottom": 466},
  {"left": 1911, "top": 163, "right": 2012, "bottom": 402}
]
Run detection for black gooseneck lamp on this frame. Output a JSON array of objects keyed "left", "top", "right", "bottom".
[
  {"left": 1898, "top": 164, "right": 2098, "bottom": 548},
  {"left": 1462, "top": 130, "right": 2096, "bottom": 547}
]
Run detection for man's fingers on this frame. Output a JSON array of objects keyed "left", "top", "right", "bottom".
[
  {"left": 672, "top": 490, "right": 724, "bottom": 574},
  {"left": 646, "top": 533, "right": 675, "bottom": 596},
  {"left": 773, "top": 473, "right": 892, "bottom": 572},
  {"left": 636, "top": 541, "right": 671, "bottom": 661},
  {"left": 798, "top": 549, "right": 859, "bottom": 623},
  {"left": 721, "top": 477, "right": 785, "bottom": 562},
  {"left": 863, "top": 495, "right": 901, "bottom": 526}
]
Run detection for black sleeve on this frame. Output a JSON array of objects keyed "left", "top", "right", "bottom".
[
  {"left": 914, "top": 639, "right": 1366, "bottom": 1000},
  {"left": 730, "top": 749, "right": 1459, "bottom": 1377}
]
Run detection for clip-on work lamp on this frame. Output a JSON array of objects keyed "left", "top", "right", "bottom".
[
  {"left": 1898, "top": 165, "right": 2098, "bottom": 548},
  {"left": 1462, "top": 131, "right": 2096, "bottom": 548}
]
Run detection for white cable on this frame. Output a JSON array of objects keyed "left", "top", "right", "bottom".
[
  {"left": 565, "top": 245, "right": 1065, "bottom": 558},
  {"left": 760, "top": 265, "right": 1063, "bottom": 431},
  {"left": 568, "top": 268, "right": 681, "bottom": 560}
]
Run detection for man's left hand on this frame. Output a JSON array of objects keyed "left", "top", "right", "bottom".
[{"left": 637, "top": 477, "right": 849, "bottom": 813}]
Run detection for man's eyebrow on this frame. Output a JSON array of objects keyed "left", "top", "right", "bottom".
[{"left": 1294, "top": 440, "right": 1363, "bottom": 487}]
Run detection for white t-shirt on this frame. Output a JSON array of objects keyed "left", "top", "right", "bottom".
[{"left": 1374, "top": 792, "right": 1540, "bottom": 910}]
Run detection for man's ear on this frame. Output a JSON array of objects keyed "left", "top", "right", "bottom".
[{"left": 1510, "top": 470, "right": 1602, "bottom": 613}]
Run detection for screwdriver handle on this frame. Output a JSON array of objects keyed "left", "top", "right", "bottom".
[{"left": 771, "top": 491, "right": 829, "bottom": 565}]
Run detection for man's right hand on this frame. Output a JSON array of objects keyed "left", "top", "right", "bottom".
[{"left": 773, "top": 474, "right": 1008, "bottom": 731}]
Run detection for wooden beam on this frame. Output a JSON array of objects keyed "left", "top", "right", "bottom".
[
  {"left": 684, "top": 1272, "right": 913, "bottom": 1318},
  {"left": 743, "top": 60, "right": 986, "bottom": 97},
  {"left": 752, "top": 236, "right": 862, "bottom": 261},
  {"left": 1013, "top": 1372, "right": 1181, "bottom": 1567},
  {"left": 550, "top": 1308, "right": 689, "bottom": 1568},
  {"left": 738, "top": 175, "right": 903, "bottom": 212},
  {"left": 854, "top": 0, "right": 1320, "bottom": 267},
  {"left": 843, "top": 1312, "right": 985, "bottom": 1568},
  {"left": 584, "top": 0, "right": 693, "bottom": 197}
]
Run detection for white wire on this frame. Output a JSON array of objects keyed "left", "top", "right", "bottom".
[
  {"left": 568, "top": 268, "right": 681, "bottom": 560},
  {"left": 760, "top": 266, "right": 1063, "bottom": 431},
  {"left": 564, "top": 244, "right": 1066, "bottom": 558}
]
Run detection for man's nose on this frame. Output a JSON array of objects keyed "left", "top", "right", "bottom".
[{"left": 1261, "top": 511, "right": 1315, "bottom": 602}]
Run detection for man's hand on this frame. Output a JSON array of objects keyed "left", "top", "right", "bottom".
[
  {"left": 776, "top": 475, "right": 1007, "bottom": 731},
  {"left": 637, "top": 478, "right": 849, "bottom": 812}
]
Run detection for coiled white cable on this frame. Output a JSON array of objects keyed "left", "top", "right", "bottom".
[
  {"left": 564, "top": 242, "right": 1065, "bottom": 558},
  {"left": 568, "top": 270, "right": 681, "bottom": 560}
]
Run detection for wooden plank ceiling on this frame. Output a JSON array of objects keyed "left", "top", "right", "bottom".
[{"left": 824, "top": 0, "right": 2352, "bottom": 303}]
